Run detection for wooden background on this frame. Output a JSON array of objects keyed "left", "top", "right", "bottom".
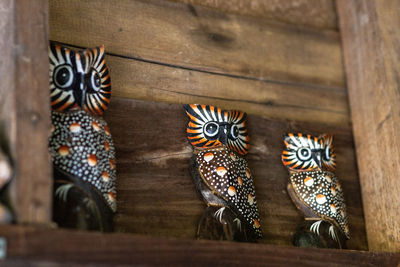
[
  {"left": 49, "top": 0, "right": 368, "bottom": 250},
  {"left": 50, "top": 0, "right": 348, "bottom": 126}
]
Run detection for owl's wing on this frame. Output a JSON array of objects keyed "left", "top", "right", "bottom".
[
  {"left": 290, "top": 171, "right": 350, "bottom": 239},
  {"left": 53, "top": 166, "right": 114, "bottom": 231},
  {"left": 194, "top": 147, "right": 262, "bottom": 239},
  {"left": 50, "top": 110, "right": 117, "bottom": 232}
]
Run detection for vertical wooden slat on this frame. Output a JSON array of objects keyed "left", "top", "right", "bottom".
[
  {"left": 337, "top": 0, "right": 400, "bottom": 252},
  {"left": 0, "top": 0, "right": 52, "bottom": 224}
]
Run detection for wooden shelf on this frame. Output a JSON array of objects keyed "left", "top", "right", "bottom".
[
  {"left": 1, "top": 225, "right": 399, "bottom": 266},
  {"left": 1, "top": 0, "right": 400, "bottom": 264}
]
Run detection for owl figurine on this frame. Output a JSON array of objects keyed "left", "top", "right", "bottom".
[
  {"left": 281, "top": 133, "right": 350, "bottom": 248},
  {"left": 48, "top": 43, "right": 116, "bottom": 232},
  {"left": 184, "top": 104, "right": 262, "bottom": 242}
]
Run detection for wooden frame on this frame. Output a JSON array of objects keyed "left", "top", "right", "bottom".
[
  {"left": 1, "top": 225, "right": 399, "bottom": 266},
  {"left": 0, "top": 0, "right": 52, "bottom": 225},
  {"left": 0, "top": 0, "right": 399, "bottom": 264},
  {"left": 337, "top": 0, "right": 400, "bottom": 252}
]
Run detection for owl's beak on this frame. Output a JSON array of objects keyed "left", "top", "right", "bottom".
[
  {"left": 312, "top": 151, "right": 322, "bottom": 169},
  {"left": 219, "top": 124, "right": 228, "bottom": 145},
  {"left": 74, "top": 73, "right": 86, "bottom": 108}
]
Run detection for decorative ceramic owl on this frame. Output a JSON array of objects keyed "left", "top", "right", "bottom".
[
  {"left": 282, "top": 133, "right": 349, "bottom": 248},
  {"left": 184, "top": 104, "right": 262, "bottom": 242},
  {"left": 48, "top": 42, "right": 116, "bottom": 231}
]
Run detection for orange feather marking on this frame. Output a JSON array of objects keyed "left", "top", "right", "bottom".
[
  {"left": 186, "top": 128, "right": 200, "bottom": 134},
  {"left": 191, "top": 138, "right": 207, "bottom": 145}
]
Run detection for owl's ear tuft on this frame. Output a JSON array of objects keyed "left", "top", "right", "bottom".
[
  {"left": 283, "top": 133, "right": 294, "bottom": 145},
  {"left": 183, "top": 104, "right": 192, "bottom": 114},
  {"left": 183, "top": 104, "right": 200, "bottom": 121},
  {"left": 49, "top": 41, "right": 71, "bottom": 56},
  {"left": 320, "top": 134, "right": 334, "bottom": 151},
  {"left": 98, "top": 45, "right": 105, "bottom": 53},
  {"left": 320, "top": 133, "right": 333, "bottom": 143},
  {"left": 228, "top": 110, "right": 247, "bottom": 123},
  {"left": 93, "top": 45, "right": 106, "bottom": 58},
  {"left": 49, "top": 41, "right": 61, "bottom": 50}
]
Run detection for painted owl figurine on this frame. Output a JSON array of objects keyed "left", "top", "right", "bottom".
[
  {"left": 184, "top": 104, "right": 262, "bottom": 242},
  {"left": 282, "top": 133, "right": 349, "bottom": 248},
  {"left": 48, "top": 43, "right": 116, "bottom": 231}
]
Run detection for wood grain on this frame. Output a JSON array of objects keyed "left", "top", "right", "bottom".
[
  {"left": 337, "top": 0, "right": 400, "bottom": 252},
  {"left": 103, "top": 52, "right": 349, "bottom": 126},
  {"left": 49, "top": 0, "right": 345, "bottom": 88},
  {"left": 169, "top": 0, "right": 338, "bottom": 30},
  {"left": 54, "top": 43, "right": 350, "bottom": 126},
  {"left": 0, "top": 0, "right": 52, "bottom": 224},
  {"left": 102, "top": 97, "right": 367, "bottom": 250},
  {"left": 1, "top": 225, "right": 398, "bottom": 266}
]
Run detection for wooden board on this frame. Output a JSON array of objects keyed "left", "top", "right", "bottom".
[
  {"left": 169, "top": 0, "right": 338, "bottom": 30},
  {"left": 49, "top": 0, "right": 345, "bottom": 89},
  {"left": 101, "top": 50, "right": 349, "bottom": 126},
  {"left": 1, "top": 225, "right": 398, "bottom": 266},
  {"left": 337, "top": 0, "right": 400, "bottom": 252},
  {"left": 0, "top": 0, "right": 52, "bottom": 224},
  {"left": 52, "top": 43, "right": 350, "bottom": 126},
  {"left": 102, "top": 97, "right": 367, "bottom": 250}
]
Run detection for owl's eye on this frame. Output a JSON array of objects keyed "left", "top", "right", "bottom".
[
  {"left": 204, "top": 122, "right": 219, "bottom": 138},
  {"left": 53, "top": 64, "right": 74, "bottom": 89},
  {"left": 90, "top": 70, "right": 101, "bottom": 92},
  {"left": 297, "top": 147, "right": 312, "bottom": 161},
  {"left": 229, "top": 125, "right": 239, "bottom": 139},
  {"left": 323, "top": 146, "right": 331, "bottom": 160}
]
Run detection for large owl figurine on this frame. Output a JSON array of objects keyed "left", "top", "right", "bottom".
[
  {"left": 281, "top": 133, "right": 350, "bottom": 248},
  {"left": 48, "top": 43, "right": 116, "bottom": 232},
  {"left": 184, "top": 104, "right": 262, "bottom": 242}
]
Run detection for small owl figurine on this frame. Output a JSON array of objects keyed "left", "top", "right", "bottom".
[
  {"left": 48, "top": 43, "right": 116, "bottom": 231},
  {"left": 281, "top": 133, "right": 350, "bottom": 248},
  {"left": 184, "top": 104, "right": 262, "bottom": 242}
]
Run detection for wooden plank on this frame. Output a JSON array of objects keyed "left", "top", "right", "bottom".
[
  {"left": 168, "top": 0, "right": 338, "bottom": 30},
  {"left": 101, "top": 52, "right": 349, "bottom": 126},
  {"left": 56, "top": 43, "right": 350, "bottom": 126},
  {"left": 337, "top": 0, "right": 400, "bottom": 252},
  {"left": 102, "top": 97, "right": 367, "bottom": 250},
  {"left": 49, "top": 0, "right": 345, "bottom": 88},
  {"left": 1, "top": 225, "right": 398, "bottom": 266},
  {"left": 0, "top": 0, "right": 52, "bottom": 224}
]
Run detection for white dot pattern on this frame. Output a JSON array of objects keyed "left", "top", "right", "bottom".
[
  {"left": 196, "top": 146, "right": 262, "bottom": 238},
  {"left": 290, "top": 170, "right": 349, "bottom": 238},
  {"left": 49, "top": 110, "right": 117, "bottom": 212}
]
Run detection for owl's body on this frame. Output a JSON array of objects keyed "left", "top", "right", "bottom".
[
  {"left": 282, "top": 133, "right": 349, "bottom": 248},
  {"left": 48, "top": 43, "right": 116, "bottom": 231},
  {"left": 184, "top": 104, "right": 261, "bottom": 242}
]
